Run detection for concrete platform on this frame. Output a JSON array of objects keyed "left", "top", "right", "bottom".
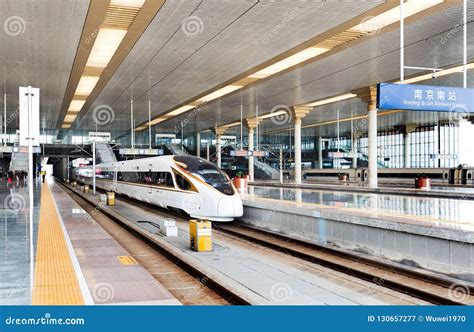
[
  {"left": 250, "top": 180, "right": 474, "bottom": 200},
  {"left": 32, "top": 179, "right": 180, "bottom": 305},
  {"left": 67, "top": 183, "right": 427, "bottom": 305},
  {"left": 240, "top": 186, "right": 474, "bottom": 280}
]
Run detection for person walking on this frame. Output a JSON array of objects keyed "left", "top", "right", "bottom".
[{"left": 41, "top": 169, "right": 46, "bottom": 183}]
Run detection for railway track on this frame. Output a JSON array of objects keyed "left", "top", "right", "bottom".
[
  {"left": 58, "top": 181, "right": 248, "bottom": 305},
  {"left": 213, "top": 223, "right": 474, "bottom": 305},
  {"left": 60, "top": 180, "right": 473, "bottom": 305}
]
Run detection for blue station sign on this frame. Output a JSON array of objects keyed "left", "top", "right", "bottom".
[{"left": 377, "top": 83, "right": 474, "bottom": 113}]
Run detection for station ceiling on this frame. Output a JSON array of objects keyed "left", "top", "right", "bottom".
[{"left": 0, "top": 0, "right": 472, "bottom": 139}]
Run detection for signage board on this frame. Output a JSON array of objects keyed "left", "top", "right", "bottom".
[
  {"left": 89, "top": 132, "right": 111, "bottom": 143},
  {"left": 231, "top": 150, "right": 248, "bottom": 157},
  {"left": 119, "top": 148, "right": 163, "bottom": 156},
  {"left": 328, "top": 151, "right": 360, "bottom": 159},
  {"left": 19, "top": 86, "right": 40, "bottom": 147},
  {"left": 252, "top": 150, "right": 268, "bottom": 157},
  {"left": 18, "top": 146, "right": 41, "bottom": 153},
  {"left": 377, "top": 83, "right": 474, "bottom": 112}
]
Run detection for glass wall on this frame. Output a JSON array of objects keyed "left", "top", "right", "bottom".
[{"left": 260, "top": 121, "right": 463, "bottom": 169}]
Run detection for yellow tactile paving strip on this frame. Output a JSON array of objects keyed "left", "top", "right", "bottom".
[{"left": 32, "top": 183, "right": 84, "bottom": 305}]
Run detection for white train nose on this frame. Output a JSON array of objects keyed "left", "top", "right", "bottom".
[{"left": 217, "top": 195, "right": 243, "bottom": 218}]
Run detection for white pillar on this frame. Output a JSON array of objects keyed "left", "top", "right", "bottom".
[
  {"left": 148, "top": 99, "right": 152, "bottom": 150},
  {"left": 130, "top": 99, "right": 134, "bottom": 149},
  {"left": 3, "top": 92, "right": 6, "bottom": 146},
  {"left": 245, "top": 118, "right": 259, "bottom": 182},
  {"left": 92, "top": 140, "right": 96, "bottom": 195},
  {"left": 196, "top": 132, "right": 201, "bottom": 158},
  {"left": 404, "top": 131, "right": 411, "bottom": 168},
  {"left": 354, "top": 86, "right": 378, "bottom": 188},
  {"left": 352, "top": 136, "right": 358, "bottom": 168},
  {"left": 368, "top": 104, "right": 378, "bottom": 188},
  {"left": 214, "top": 127, "right": 225, "bottom": 169},
  {"left": 292, "top": 107, "right": 311, "bottom": 184},
  {"left": 216, "top": 135, "right": 221, "bottom": 168},
  {"left": 294, "top": 117, "right": 302, "bottom": 184},
  {"left": 248, "top": 127, "right": 254, "bottom": 181},
  {"left": 279, "top": 145, "right": 283, "bottom": 184},
  {"left": 318, "top": 137, "right": 323, "bottom": 169}
]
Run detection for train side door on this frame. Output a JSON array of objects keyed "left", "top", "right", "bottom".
[{"left": 148, "top": 164, "right": 153, "bottom": 194}]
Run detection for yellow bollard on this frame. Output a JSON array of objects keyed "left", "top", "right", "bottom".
[
  {"left": 83, "top": 185, "right": 90, "bottom": 194},
  {"left": 189, "top": 219, "right": 212, "bottom": 252},
  {"left": 107, "top": 192, "right": 115, "bottom": 206}
]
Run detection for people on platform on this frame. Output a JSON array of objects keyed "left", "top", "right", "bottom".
[
  {"left": 41, "top": 169, "right": 46, "bottom": 183},
  {"left": 3, "top": 170, "right": 29, "bottom": 184}
]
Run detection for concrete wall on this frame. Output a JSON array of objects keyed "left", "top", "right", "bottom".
[{"left": 240, "top": 200, "right": 473, "bottom": 278}]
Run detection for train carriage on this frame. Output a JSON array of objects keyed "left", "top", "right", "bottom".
[{"left": 72, "top": 155, "right": 243, "bottom": 222}]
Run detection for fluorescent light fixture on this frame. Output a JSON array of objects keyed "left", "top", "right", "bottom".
[
  {"left": 249, "top": 47, "right": 329, "bottom": 79},
  {"left": 399, "top": 63, "right": 474, "bottom": 84},
  {"left": 62, "top": 124, "right": 71, "bottom": 129},
  {"left": 75, "top": 76, "right": 100, "bottom": 96},
  {"left": 349, "top": 0, "right": 443, "bottom": 34},
  {"left": 142, "top": 1, "right": 446, "bottom": 130},
  {"left": 135, "top": 126, "right": 147, "bottom": 131},
  {"left": 198, "top": 85, "right": 243, "bottom": 102},
  {"left": 149, "top": 117, "right": 167, "bottom": 126},
  {"left": 223, "top": 121, "right": 241, "bottom": 128},
  {"left": 64, "top": 114, "right": 78, "bottom": 123},
  {"left": 68, "top": 100, "right": 86, "bottom": 112},
  {"left": 167, "top": 105, "right": 195, "bottom": 116},
  {"left": 306, "top": 93, "right": 357, "bottom": 107},
  {"left": 86, "top": 28, "right": 127, "bottom": 68},
  {"left": 110, "top": 0, "right": 145, "bottom": 7},
  {"left": 259, "top": 110, "right": 288, "bottom": 120}
]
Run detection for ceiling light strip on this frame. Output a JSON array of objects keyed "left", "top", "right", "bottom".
[
  {"left": 60, "top": 0, "right": 148, "bottom": 129},
  {"left": 138, "top": 0, "right": 447, "bottom": 132}
]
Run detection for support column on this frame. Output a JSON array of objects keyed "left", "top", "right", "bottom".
[
  {"left": 292, "top": 106, "right": 312, "bottom": 184},
  {"left": 196, "top": 132, "right": 201, "bottom": 158},
  {"left": 245, "top": 117, "right": 260, "bottom": 182},
  {"left": 368, "top": 106, "right": 377, "bottom": 188},
  {"left": 404, "top": 124, "right": 415, "bottom": 168},
  {"left": 214, "top": 127, "right": 226, "bottom": 169},
  {"left": 92, "top": 140, "right": 96, "bottom": 195},
  {"left": 352, "top": 132, "right": 361, "bottom": 168},
  {"left": 354, "top": 86, "right": 378, "bottom": 188},
  {"left": 318, "top": 137, "right": 323, "bottom": 169}
]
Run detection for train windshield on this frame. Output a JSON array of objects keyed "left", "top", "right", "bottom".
[{"left": 174, "top": 156, "right": 233, "bottom": 195}]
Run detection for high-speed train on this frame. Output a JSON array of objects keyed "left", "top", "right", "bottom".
[{"left": 71, "top": 155, "right": 243, "bottom": 222}]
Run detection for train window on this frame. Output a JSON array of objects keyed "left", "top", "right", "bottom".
[
  {"left": 122, "top": 172, "right": 139, "bottom": 182},
  {"left": 173, "top": 156, "right": 228, "bottom": 184},
  {"left": 155, "top": 172, "right": 166, "bottom": 185},
  {"left": 154, "top": 172, "right": 174, "bottom": 187},
  {"left": 117, "top": 172, "right": 123, "bottom": 181},
  {"left": 142, "top": 171, "right": 153, "bottom": 184},
  {"left": 175, "top": 173, "right": 192, "bottom": 191},
  {"left": 165, "top": 172, "right": 174, "bottom": 187},
  {"left": 98, "top": 171, "right": 113, "bottom": 180},
  {"left": 173, "top": 156, "right": 233, "bottom": 196}
]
